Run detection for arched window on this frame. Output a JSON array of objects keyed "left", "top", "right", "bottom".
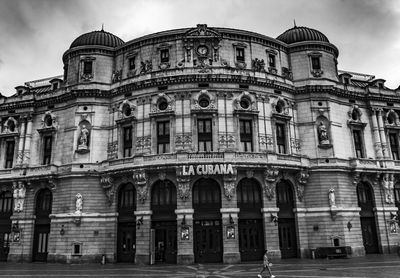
[
  {"left": 193, "top": 178, "right": 221, "bottom": 209},
  {"left": 0, "top": 191, "right": 13, "bottom": 215},
  {"left": 357, "top": 182, "right": 374, "bottom": 210},
  {"left": 395, "top": 184, "right": 400, "bottom": 208},
  {"left": 35, "top": 189, "right": 52, "bottom": 217},
  {"left": 118, "top": 183, "right": 136, "bottom": 213},
  {"left": 151, "top": 180, "right": 176, "bottom": 212},
  {"left": 237, "top": 178, "right": 262, "bottom": 211}
]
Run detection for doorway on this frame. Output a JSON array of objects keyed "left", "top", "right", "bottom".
[
  {"left": 32, "top": 189, "right": 52, "bottom": 262},
  {"left": 0, "top": 190, "right": 12, "bottom": 262}
]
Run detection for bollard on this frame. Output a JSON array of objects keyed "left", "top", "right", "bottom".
[{"left": 101, "top": 254, "right": 106, "bottom": 265}]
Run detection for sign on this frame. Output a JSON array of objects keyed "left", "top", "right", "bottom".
[{"left": 182, "top": 164, "right": 234, "bottom": 176}]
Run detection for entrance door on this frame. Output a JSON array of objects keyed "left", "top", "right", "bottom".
[
  {"left": 153, "top": 221, "right": 177, "bottom": 264},
  {"left": 278, "top": 218, "right": 297, "bottom": 258},
  {"left": 194, "top": 220, "right": 222, "bottom": 263},
  {"left": 0, "top": 228, "right": 11, "bottom": 262},
  {"left": 238, "top": 219, "right": 264, "bottom": 261},
  {"left": 32, "top": 224, "right": 50, "bottom": 262},
  {"left": 117, "top": 222, "right": 136, "bottom": 262},
  {"left": 361, "top": 217, "right": 379, "bottom": 254}
]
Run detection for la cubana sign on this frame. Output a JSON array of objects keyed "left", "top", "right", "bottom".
[{"left": 182, "top": 164, "right": 234, "bottom": 176}]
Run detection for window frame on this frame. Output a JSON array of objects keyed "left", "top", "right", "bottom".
[
  {"left": 157, "top": 120, "right": 170, "bottom": 154},
  {"left": 239, "top": 119, "right": 253, "bottom": 152},
  {"left": 268, "top": 54, "right": 276, "bottom": 68},
  {"left": 4, "top": 139, "right": 15, "bottom": 169},
  {"left": 123, "top": 125, "right": 133, "bottom": 158},
  {"left": 236, "top": 47, "right": 245, "bottom": 63},
  {"left": 275, "top": 122, "right": 287, "bottom": 154},
  {"left": 160, "top": 49, "right": 170, "bottom": 63},
  {"left": 42, "top": 134, "right": 53, "bottom": 165},
  {"left": 388, "top": 131, "right": 400, "bottom": 160},
  {"left": 83, "top": 61, "right": 93, "bottom": 75},
  {"left": 197, "top": 118, "right": 213, "bottom": 152},
  {"left": 352, "top": 129, "right": 365, "bottom": 158}
]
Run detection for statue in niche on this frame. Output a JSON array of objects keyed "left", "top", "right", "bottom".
[
  {"left": 382, "top": 174, "right": 394, "bottom": 204},
  {"left": 13, "top": 182, "right": 26, "bottom": 212},
  {"left": 328, "top": 188, "right": 336, "bottom": 207},
  {"left": 318, "top": 122, "right": 329, "bottom": 144},
  {"left": 75, "top": 193, "right": 83, "bottom": 214},
  {"left": 78, "top": 125, "right": 89, "bottom": 149}
]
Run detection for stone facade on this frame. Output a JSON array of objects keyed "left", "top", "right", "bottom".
[{"left": 0, "top": 24, "right": 399, "bottom": 264}]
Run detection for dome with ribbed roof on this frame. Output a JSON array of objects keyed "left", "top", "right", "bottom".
[
  {"left": 70, "top": 30, "right": 124, "bottom": 49},
  {"left": 276, "top": 26, "right": 329, "bottom": 44}
]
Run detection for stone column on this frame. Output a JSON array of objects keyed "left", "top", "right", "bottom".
[
  {"left": 221, "top": 208, "right": 240, "bottom": 263},
  {"left": 371, "top": 108, "right": 383, "bottom": 159},
  {"left": 16, "top": 118, "right": 26, "bottom": 165},
  {"left": 22, "top": 116, "right": 33, "bottom": 165},
  {"left": 261, "top": 208, "right": 281, "bottom": 258},
  {"left": 175, "top": 209, "right": 194, "bottom": 264},
  {"left": 377, "top": 109, "right": 389, "bottom": 158},
  {"left": 134, "top": 210, "right": 152, "bottom": 264}
]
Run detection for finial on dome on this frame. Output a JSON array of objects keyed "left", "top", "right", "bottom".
[
  {"left": 294, "top": 19, "right": 297, "bottom": 27},
  {"left": 101, "top": 23, "right": 104, "bottom": 32}
]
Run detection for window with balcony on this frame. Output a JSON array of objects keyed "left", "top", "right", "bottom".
[
  {"left": 236, "top": 47, "right": 245, "bottom": 62},
  {"left": 198, "top": 119, "right": 212, "bottom": 152},
  {"left": 160, "top": 49, "right": 169, "bottom": 63},
  {"left": 83, "top": 61, "right": 93, "bottom": 75},
  {"left": 268, "top": 54, "right": 276, "bottom": 68},
  {"left": 123, "top": 126, "right": 133, "bottom": 158},
  {"left": 353, "top": 129, "right": 364, "bottom": 158},
  {"left": 240, "top": 119, "right": 253, "bottom": 152},
  {"left": 5, "top": 140, "right": 15, "bottom": 169},
  {"left": 389, "top": 132, "right": 399, "bottom": 160},
  {"left": 311, "top": 56, "right": 321, "bottom": 70},
  {"left": 42, "top": 135, "right": 52, "bottom": 165},
  {"left": 157, "top": 121, "right": 170, "bottom": 154},
  {"left": 276, "top": 123, "right": 286, "bottom": 154},
  {"left": 128, "top": 57, "right": 136, "bottom": 71}
]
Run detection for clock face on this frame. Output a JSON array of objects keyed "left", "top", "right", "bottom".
[{"left": 197, "top": 45, "right": 208, "bottom": 55}]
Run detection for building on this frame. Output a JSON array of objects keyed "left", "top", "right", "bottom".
[{"left": 0, "top": 24, "right": 399, "bottom": 264}]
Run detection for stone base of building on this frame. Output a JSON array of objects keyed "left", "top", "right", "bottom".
[
  {"left": 135, "top": 254, "right": 150, "bottom": 265},
  {"left": 177, "top": 254, "right": 194, "bottom": 264},
  {"left": 7, "top": 253, "right": 32, "bottom": 263},
  {"left": 223, "top": 252, "right": 240, "bottom": 264},
  {"left": 47, "top": 253, "right": 114, "bottom": 264}
]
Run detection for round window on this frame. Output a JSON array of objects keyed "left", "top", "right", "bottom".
[
  {"left": 45, "top": 115, "right": 53, "bottom": 127},
  {"left": 199, "top": 96, "right": 210, "bottom": 108},
  {"left": 8, "top": 121, "right": 15, "bottom": 132},
  {"left": 351, "top": 110, "right": 358, "bottom": 121},
  {"left": 240, "top": 98, "right": 250, "bottom": 109},
  {"left": 124, "top": 106, "right": 132, "bottom": 117},
  {"left": 158, "top": 99, "right": 168, "bottom": 111},
  {"left": 275, "top": 104, "right": 282, "bottom": 114}
]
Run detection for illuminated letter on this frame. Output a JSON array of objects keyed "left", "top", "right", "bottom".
[
  {"left": 207, "top": 165, "right": 213, "bottom": 175},
  {"left": 214, "top": 164, "right": 221, "bottom": 174},
  {"left": 220, "top": 164, "right": 227, "bottom": 174},
  {"left": 197, "top": 165, "right": 202, "bottom": 175},
  {"left": 226, "top": 164, "right": 234, "bottom": 175},
  {"left": 188, "top": 165, "right": 195, "bottom": 175}
]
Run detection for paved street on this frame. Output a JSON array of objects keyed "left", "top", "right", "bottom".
[{"left": 1, "top": 254, "right": 399, "bottom": 277}]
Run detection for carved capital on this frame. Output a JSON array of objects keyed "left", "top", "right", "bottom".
[
  {"left": 100, "top": 174, "right": 115, "bottom": 206},
  {"left": 264, "top": 167, "right": 279, "bottom": 200},
  {"left": 133, "top": 169, "right": 147, "bottom": 203},
  {"left": 176, "top": 171, "right": 191, "bottom": 202},
  {"left": 223, "top": 171, "right": 237, "bottom": 200}
]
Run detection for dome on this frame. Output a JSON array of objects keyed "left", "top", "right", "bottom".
[
  {"left": 70, "top": 30, "right": 124, "bottom": 49},
  {"left": 276, "top": 26, "right": 329, "bottom": 44}
]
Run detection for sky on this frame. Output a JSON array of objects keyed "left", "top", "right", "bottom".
[{"left": 0, "top": 0, "right": 399, "bottom": 95}]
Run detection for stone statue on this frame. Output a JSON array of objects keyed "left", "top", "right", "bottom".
[
  {"left": 328, "top": 188, "right": 336, "bottom": 207},
  {"left": 382, "top": 174, "right": 394, "bottom": 204},
  {"left": 318, "top": 122, "right": 329, "bottom": 144},
  {"left": 78, "top": 125, "right": 89, "bottom": 149},
  {"left": 75, "top": 193, "right": 83, "bottom": 214},
  {"left": 13, "top": 182, "right": 26, "bottom": 212}
]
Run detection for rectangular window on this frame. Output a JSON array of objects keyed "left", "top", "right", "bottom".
[
  {"left": 343, "top": 77, "right": 350, "bottom": 85},
  {"left": 236, "top": 47, "right": 245, "bottom": 62},
  {"left": 157, "top": 121, "right": 170, "bottom": 154},
  {"left": 389, "top": 133, "right": 399, "bottom": 160},
  {"left": 128, "top": 57, "right": 136, "bottom": 71},
  {"left": 240, "top": 119, "right": 253, "bottom": 152},
  {"left": 43, "top": 135, "right": 52, "bottom": 165},
  {"left": 198, "top": 119, "right": 213, "bottom": 152},
  {"left": 268, "top": 54, "right": 276, "bottom": 68},
  {"left": 160, "top": 49, "right": 169, "bottom": 63},
  {"left": 276, "top": 123, "right": 286, "bottom": 154},
  {"left": 123, "top": 126, "right": 132, "bottom": 157},
  {"left": 83, "top": 61, "right": 93, "bottom": 75},
  {"left": 311, "top": 57, "right": 321, "bottom": 70},
  {"left": 52, "top": 83, "right": 58, "bottom": 90},
  {"left": 5, "top": 140, "right": 15, "bottom": 168},
  {"left": 353, "top": 130, "right": 364, "bottom": 158}
]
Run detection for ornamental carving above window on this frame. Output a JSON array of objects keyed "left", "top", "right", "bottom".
[
  {"left": 384, "top": 109, "right": 399, "bottom": 126},
  {"left": 119, "top": 100, "right": 137, "bottom": 119},
  {"left": 150, "top": 93, "right": 175, "bottom": 115},
  {"left": 191, "top": 90, "right": 217, "bottom": 113},
  {"left": 233, "top": 91, "right": 258, "bottom": 114}
]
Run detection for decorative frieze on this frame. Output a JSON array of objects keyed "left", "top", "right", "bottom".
[
  {"left": 218, "top": 133, "right": 235, "bottom": 149},
  {"left": 176, "top": 169, "right": 191, "bottom": 201},
  {"left": 175, "top": 133, "right": 192, "bottom": 150},
  {"left": 223, "top": 168, "right": 237, "bottom": 200},
  {"left": 12, "top": 181, "right": 26, "bottom": 213},
  {"left": 136, "top": 136, "right": 151, "bottom": 152}
]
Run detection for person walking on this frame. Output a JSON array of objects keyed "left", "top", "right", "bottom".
[{"left": 257, "top": 250, "right": 275, "bottom": 278}]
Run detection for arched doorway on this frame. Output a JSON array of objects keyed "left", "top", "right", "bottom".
[
  {"left": 117, "top": 183, "right": 136, "bottom": 262},
  {"left": 357, "top": 182, "right": 379, "bottom": 254},
  {"left": 237, "top": 178, "right": 264, "bottom": 261},
  {"left": 151, "top": 180, "right": 177, "bottom": 264},
  {"left": 276, "top": 180, "right": 298, "bottom": 258},
  {"left": 394, "top": 183, "right": 400, "bottom": 215},
  {"left": 32, "top": 188, "right": 52, "bottom": 262},
  {"left": 193, "top": 178, "right": 222, "bottom": 263},
  {"left": 0, "top": 190, "right": 12, "bottom": 261}
]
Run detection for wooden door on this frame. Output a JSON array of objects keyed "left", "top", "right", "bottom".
[
  {"left": 278, "top": 218, "right": 298, "bottom": 258},
  {"left": 238, "top": 219, "right": 264, "bottom": 261},
  {"left": 117, "top": 222, "right": 136, "bottom": 263},
  {"left": 194, "top": 220, "right": 222, "bottom": 263},
  {"left": 361, "top": 217, "right": 379, "bottom": 254},
  {"left": 32, "top": 224, "right": 50, "bottom": 262}
]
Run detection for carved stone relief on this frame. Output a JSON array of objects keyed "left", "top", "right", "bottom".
[
  {"left": 100, "top": 174, "right": 115, "bottom": 206},
  {"left": 264, "top": 167, "right": 279, "bottom": 200},
  {"left": 133, "top": 169, "right": 147, "bottom": 203},
  {"left": 223, "top": 169, "right": 237, "bottom": 200},
  {"left": 12, "top": 181, "right": 26, "bottom": 213},
  {"left": 296, "top": 170, "right": 309, "bottom": 202},
  {"left": 176, "top": 169, "right": 191, "bottom": 201}
]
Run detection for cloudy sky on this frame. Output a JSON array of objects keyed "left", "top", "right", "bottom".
[{"left": 0, "top": 0, "right": 399, "bottom": 95}]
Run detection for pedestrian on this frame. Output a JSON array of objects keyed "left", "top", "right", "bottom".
[{"left": 257, "top": 250, "right": 275, "bottom": 278}]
